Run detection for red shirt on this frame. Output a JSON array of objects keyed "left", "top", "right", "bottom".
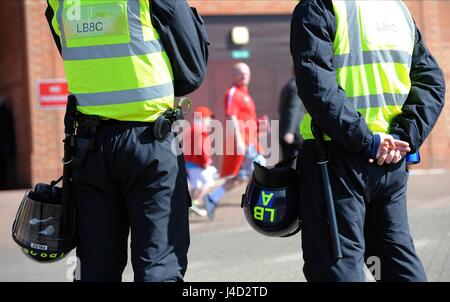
[
  {"left": 183, "top": 124, "right": 212, "bottom": 169},
  {"left": 224, "top": 84, "right": 258, "bottom": 146}
]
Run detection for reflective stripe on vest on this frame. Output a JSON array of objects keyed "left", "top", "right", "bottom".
[
  {"left": 48, "top": 0, "right": 174, "bottom": 122},
  {"left": 300, "top": 0, "right": 415, "bottom": 140}
]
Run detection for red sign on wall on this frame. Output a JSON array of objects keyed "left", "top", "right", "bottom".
[{"left": 37, "top": 80, "right": 69, "bottom": 108}]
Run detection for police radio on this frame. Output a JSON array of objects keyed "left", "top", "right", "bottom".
[{"left": 154, "top": 98, "right": 191, "bottom": 140}]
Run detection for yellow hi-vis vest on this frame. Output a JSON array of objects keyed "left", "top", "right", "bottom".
[
  {"left": 48, "top": 0, "right": 174, "bottom": 122},
  {"left": 300, "top": 0, "right": 415, "bottom": 140}
]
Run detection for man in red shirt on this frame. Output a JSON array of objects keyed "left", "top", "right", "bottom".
[
  {"left": 184, "top": 106, "right": 217, "bottom": 217},
  {"left": 204, "top": 62, "right": 265, "bottom": 219}
]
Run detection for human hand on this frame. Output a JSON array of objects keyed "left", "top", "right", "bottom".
[
  {"left": 369, "top": 134, "right": 411, "bottom": 165},
  {"left": 283, "top": 133, "right": 295, "bottom": 144}
]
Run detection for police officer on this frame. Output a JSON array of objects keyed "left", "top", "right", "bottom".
[
  {"left": 291, "top": 0, "right": 445, "bottom": 281},
  {"left": 45, "top": 0, "right": 191, "bottom": 281}
]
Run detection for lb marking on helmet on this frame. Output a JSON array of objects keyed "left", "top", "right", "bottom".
[
  {"left": 253, "top": 191, "right": 276, "bottom": 223},
  {"left": 243, "top": 159, "right": 301, "bottom": 237},
  {"left": 261, "top": 191, "right": 273, "bottom": 206}
]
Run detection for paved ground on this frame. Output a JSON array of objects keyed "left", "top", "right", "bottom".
[{"left": 1, "top": 170, "right": 450, "bottom": 282}]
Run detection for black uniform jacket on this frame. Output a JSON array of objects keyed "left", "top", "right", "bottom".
[{"left": 290, "top": 0, "right": 446, "bottom": 154}]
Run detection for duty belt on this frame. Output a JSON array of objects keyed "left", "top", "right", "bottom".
[{"left": 69, "top": 97, "right": 191, "bottom": 168}]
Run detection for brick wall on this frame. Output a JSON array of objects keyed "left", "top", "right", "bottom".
[
  {"left": 405, "top": 0, "right": 450, "bottom": 168},
  {"left": 8, "top": 0, "right": 450, "bottom": 186},
  {"left": 23, "top": 0, "right": 66, "bottom": 185},
  {"left": 189, "top": 0, "right": 298, "bottom": 15},
  {"left": 0, "top": 1, "right": 31, "bottom": 187}
]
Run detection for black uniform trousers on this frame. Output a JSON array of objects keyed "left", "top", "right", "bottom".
[
  {"left": 299, "top": 140, "right": 426, "bottom": 282},
  {"left": 72, "top": 121, "right": 190, "bottom": 282}
]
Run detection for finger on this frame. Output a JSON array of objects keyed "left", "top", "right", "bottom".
[
  {"left": 384, "top": 136, "right": 396, "bottom": 148},
  {"left": 393, "top": 150, "right": 402, "bottom": 164},
  {"left": 393, "top": 140, "right": 410, "bottom": 148},
  {"left": 385, "top": 149, "right": 396, "bottom": 164},
  {"left": 393, "top": 138, "right": 409, "bottom": 145},
  {"left": 377, "top": 156, "right": 385, "bottom": 166},
  {"left": 377, "top": 144, "right": 390, "bottom": 158},
  {"left": 385, "top": 149, "right": 395, "bottom": 164},
  {"left": 377, "top": 151, "right": 388, "bottom": 165},
  {"left": 392, "top": 146, "right": 411, "bottom": 153},
  {"left": 394, "top": 144, "right": 410, "bottom": 150}
]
